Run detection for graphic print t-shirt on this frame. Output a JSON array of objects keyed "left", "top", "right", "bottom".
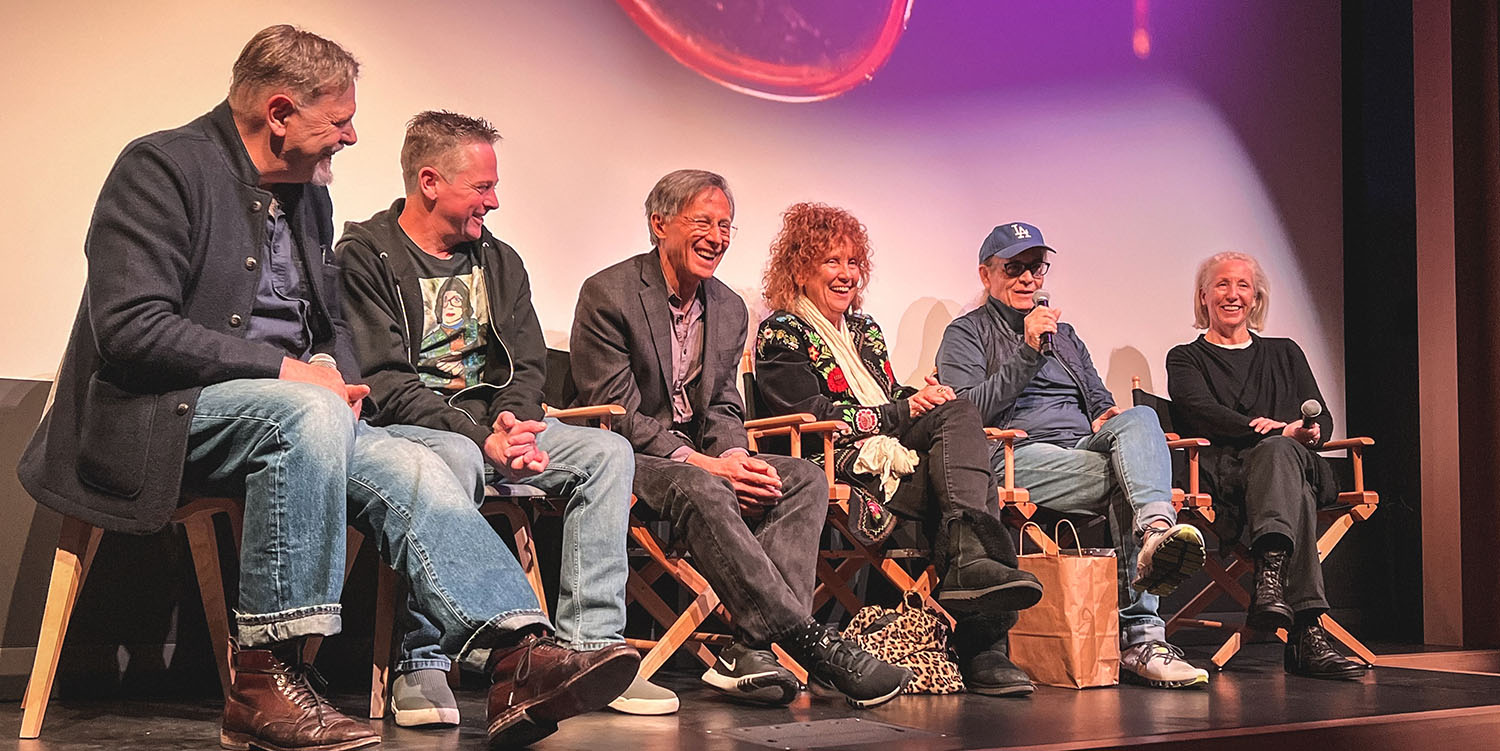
[{"left": 409, "top": 243, "right": 489, "bottom": 395}]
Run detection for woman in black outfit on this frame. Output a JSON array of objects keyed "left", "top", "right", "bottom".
[{"left": 1165, "top": 252, "right": 1363, "bottom": 680}]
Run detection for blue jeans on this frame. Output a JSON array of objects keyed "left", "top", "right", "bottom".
[
  {"left": 182, "top": 379, "right": 549, "bottom": 657},
  {"left": 390, "top": 418, "right": 633, "bottom": 672},
  {"left": 994, "top": 406, "right": 1176, "bottom": 648}
]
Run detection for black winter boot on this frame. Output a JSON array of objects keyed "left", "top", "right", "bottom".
[
  {"left": 935, "top": 516, "right": 1042, "bottom": 614},
  {"left": 1247, "top": 548, "right": 1294, "bottom": 632},
  {"left": 1285, "top": 618, "right": 1365, "bottom": 680},
  {"left": 952, "top": 613, "right": 1033, "bottom": 697}
]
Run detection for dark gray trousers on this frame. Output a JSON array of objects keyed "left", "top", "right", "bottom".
[
  {"left": 1243, "top": 436, "right": 1328, "bottom": 613},
  {"left": 633, "top": 453, "right": 827, "bottom": 646},
  {"left": 885, "top": 399, "right": 1019, "bottom": 568}
]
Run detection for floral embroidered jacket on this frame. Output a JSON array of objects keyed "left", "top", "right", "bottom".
[{"left": 754, "top": 310, "right": 917, "bottom": 447}]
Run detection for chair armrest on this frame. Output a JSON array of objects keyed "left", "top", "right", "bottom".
[
  {"left": 1165, "top": 437, "right": 1210, "bottom": 450},
  {"left": 982, "top": 428, "right": 1029, "bottom": 498},
  {"left": 984, "top": 428, "right": 1028, "bottom": 442},
  {"left": 802, "top": 420, "right": 849, "bottom": 435},
  {"left": 1322, "top": 436, "right": 1375, "bottom": 498},
  {"left": 744, "top": 413, "right": 816, "bottom": 431},
  {"left": 545, "top": 404, "right": 626, "bottom": 421}
]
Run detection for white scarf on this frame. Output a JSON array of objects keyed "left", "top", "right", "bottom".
[
  {"left": 792, "top": 296, "right": 890, "bottom": 408},
  {"left": 791, "top": 295, "right": 916, "bottom": 499}
]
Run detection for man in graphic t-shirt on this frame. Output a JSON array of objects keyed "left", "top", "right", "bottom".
[{"left": 338, "top": 111, "right": 670, "bottom": 724}]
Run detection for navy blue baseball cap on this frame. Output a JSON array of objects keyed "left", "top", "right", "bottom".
[{"left": 979, "top": 222, "right": 1055, "bottom": 264}]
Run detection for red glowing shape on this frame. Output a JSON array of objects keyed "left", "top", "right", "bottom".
[{"left": 615, "top": 0, "right": 914, "bottom": 102}]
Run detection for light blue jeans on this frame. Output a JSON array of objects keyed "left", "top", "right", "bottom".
[
  {"left": 994, "top": 406, "right": 1177, "bottom": 648},
  {"left": 182, "top": 379, "right": 549, "bottom": 658},
  {"left": 390, "top": 417, "right": 633, "bottom": 672}
]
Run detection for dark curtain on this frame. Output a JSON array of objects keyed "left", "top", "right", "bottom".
[{"left": 1452, "top": 0, "right": 1500, "bottom": 648}]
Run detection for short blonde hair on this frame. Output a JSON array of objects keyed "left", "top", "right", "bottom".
[
  {"left": 228, "top": 25, "right": 359, "bottom": 116},
  {"left": 1193, "top": 252, "right": 1270, "bottom": 330}
]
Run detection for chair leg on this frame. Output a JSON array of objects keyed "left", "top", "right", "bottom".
[
  {"left": 1319, "top": 614, "right": 1379, "bottom": 666},
  {"left": 301, "top": 528, "right": 368, "bottom": 667},
  {"left": 20, "top": 516, "right": 103, "bottom": 739},
  {"left": 495, "top": 504, "right": 548, "bottom": 617},
  {"left": 636, "top": 585, "right": 719, "bottom": 680},
  {"left": 369, "top": 564, "right": 398, "bottom": 719},
  {"left": 180, "top": 512, "right": 235, "bottom": 698}
]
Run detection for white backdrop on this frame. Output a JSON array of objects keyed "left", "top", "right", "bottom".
[{"left": 0, "top": 0, "right": 1344, "bottom": 431}]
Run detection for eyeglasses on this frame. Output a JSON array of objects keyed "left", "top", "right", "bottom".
[
  {"left": 683, "top": 216, "right": 738, "bottom": 240},
  {"left": 1001, "top": 260, "right": 1051, "bottom": 278}
]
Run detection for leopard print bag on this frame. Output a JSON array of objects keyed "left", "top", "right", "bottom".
[{"left": 842, "top": 592, "right": 965, "bottom": 694}]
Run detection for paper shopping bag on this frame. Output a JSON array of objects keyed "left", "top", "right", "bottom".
[{"left": 1009, "top": 520, "right": 1120, "bottom": 688}]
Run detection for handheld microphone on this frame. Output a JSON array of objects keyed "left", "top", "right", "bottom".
[
  {"left": 1033, "top": 289, "right": 1055, "bottom": 355},
  {"left": 1299, "top": 399, "right": 1322, "bottom": 429},
  {"left": 309, "top": 353, "right": 338, "bottom": 369}
]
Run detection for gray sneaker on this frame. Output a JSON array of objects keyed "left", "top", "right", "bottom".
[
  {"left": 607, "top": 672, "right": 680, "bottom": 715},
  {"left": 1120, "top": 640, "right": 1209, "bottom": 689},
  {"left": 391, "top": 668, "right": 460, "bottom": 727},
  {"left": 1133, "top": 523, "right": 1206, "bottom": 596}
]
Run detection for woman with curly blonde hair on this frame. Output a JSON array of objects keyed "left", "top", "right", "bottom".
[{"left": 754, "top": 202, "right": 1043, "bottom": 697}]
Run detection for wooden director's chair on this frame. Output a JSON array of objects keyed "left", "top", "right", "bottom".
[
  {"left": 739, "top": 360, "right": 1036, "bottom": 631},
  {"left": 1131, "top": 377, "right": 1379, "bottom": 669}
]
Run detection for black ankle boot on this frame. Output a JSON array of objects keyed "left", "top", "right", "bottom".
[
  {"left": 1285, "top": 620, "right": 1365, "bottom": 680},
  {"left": 936, "top": 517, "right": 1042, "bottom": 614},
  {"left": 953, "top": 614, "right": 1033, "bottom": 697},
  {"left": 1247, "top": 548, "right": 1293, "bottom": 631}
]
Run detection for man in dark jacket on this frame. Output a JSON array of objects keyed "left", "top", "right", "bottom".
[
  {"left": 338, "top": 111, "right": 670, "bottom": 720},
  {"left": 570, "top": 169, "right": 911, "bottom": 709},
  {"left": 18, "top": 27, "right": 634, "bottom": 750},
  {"left": 937, "top": 222, "right": 1210, "bottom": 689}
]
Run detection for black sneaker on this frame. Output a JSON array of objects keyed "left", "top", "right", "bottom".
[
  {"left": 700, "top": 641, "right": 801, "bottom": 706},
  {"left": 783, "top": 624, "right": 911, "bottom": 708}
]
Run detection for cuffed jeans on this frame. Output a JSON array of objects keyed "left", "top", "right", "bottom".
[
  {"left": 633, "top": 454, "right": 827, "bottom": 646},
  {"left": 390, "top": 418, "right": 633, "bottom": 672},
  {"left": 1242, "top": 436, "right": 1329, "bottom": 613},
  {"left": 182, "top": 379, "right": 548, "bottom": 658},
  {"left": 994, "top": 406, "right": 1177, "bottom": 647}
]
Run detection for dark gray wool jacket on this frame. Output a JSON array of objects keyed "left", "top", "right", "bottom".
[{"left": 19, "top": 101, "right": 354, "bottom": 533}]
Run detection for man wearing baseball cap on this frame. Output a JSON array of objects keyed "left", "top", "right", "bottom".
[{"left": 936, "top": 222, "right": 1211, "bottom": 689}]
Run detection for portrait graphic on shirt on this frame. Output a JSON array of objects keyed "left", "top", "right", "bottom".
[{"left": 417, "top": 271, "right": 489, "bottom": 393}]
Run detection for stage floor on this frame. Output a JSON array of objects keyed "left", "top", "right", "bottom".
[{"left": 9, "top": 643, "right": 1500, "bottom": 750}]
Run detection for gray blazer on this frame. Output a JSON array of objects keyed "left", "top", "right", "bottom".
[{"left": 570, "top": 250, "right": 750, "bottom": 459}]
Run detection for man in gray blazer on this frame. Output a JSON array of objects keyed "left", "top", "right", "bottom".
[{"left": 571, "top": 169, "right": 910, "bottom": 709}]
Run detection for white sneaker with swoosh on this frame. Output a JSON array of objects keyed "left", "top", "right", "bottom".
[{"left": 700, "top": 641, "right": 800, "bottom": 706}]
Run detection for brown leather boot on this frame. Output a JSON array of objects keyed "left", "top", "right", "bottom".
[
  {"left": 220, "top": 645, "right": 380, "bottom": 751},
  {"left": 486, "top": 635, "right": 639, "bottom": 748}
]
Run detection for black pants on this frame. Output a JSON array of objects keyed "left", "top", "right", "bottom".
[
  {"left": 877, "top": 399, "right": 1020, "bottom": 568},
  {"left": 1243, "top": 436, "right": 1328, "bottom": 613},
  {"left": 633, "top": 453, "right": 828, "bottom": 646}
]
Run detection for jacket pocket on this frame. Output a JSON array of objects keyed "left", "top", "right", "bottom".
[{"left": 77, "top": 375, "right": 154, "bottom": 499}]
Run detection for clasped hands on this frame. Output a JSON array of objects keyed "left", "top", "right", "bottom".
[
  {"left": 687, "top": 451, "right": 783, "bottom": 516},
  {"left": 484, "top": 411, "right": 549, "bottom": 479}
]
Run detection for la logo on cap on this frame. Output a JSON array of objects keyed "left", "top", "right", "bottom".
[{"left": 1011, "top": 224, "right": 1031, "bottom": 239}]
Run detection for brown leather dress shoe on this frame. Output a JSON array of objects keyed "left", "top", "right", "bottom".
[
  {"left": 220, "top": 647, "right": 380, "bottom": 751},
  {"left": 486, "top": 635, "right": 639, "bottom": 748}
]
